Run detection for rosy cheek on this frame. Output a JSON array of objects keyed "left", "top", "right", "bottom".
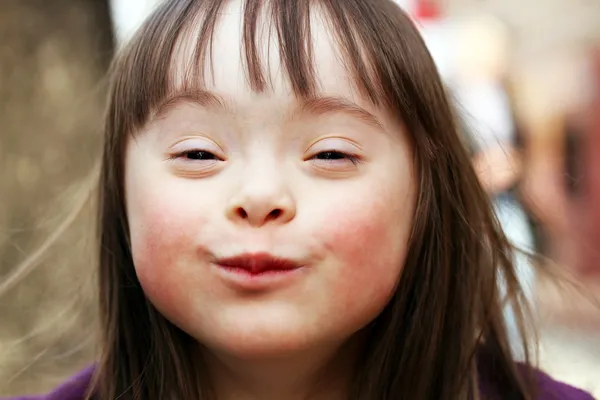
[
  {"left": 327, "top": 194, "right": 403, "bottom": 257},
  {"left": 317, "top": 194, "right": 410, "bottom": 303},
  {"left": 127, "top": 194, "right": 203, "bottom": 313},
  {"left": 130, "top": 200, "right": 186, "bottom": 261}
]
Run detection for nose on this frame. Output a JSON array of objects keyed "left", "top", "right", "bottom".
[{"left": 226, "top": 168, "right": 296, "bottom": 227}]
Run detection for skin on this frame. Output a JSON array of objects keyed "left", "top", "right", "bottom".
[{"left": 124, "top": 2, "right": 416, "bottom": 399}]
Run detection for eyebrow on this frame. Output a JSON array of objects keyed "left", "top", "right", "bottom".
[
  {"left": 297, "top": 96, "right": 384, "bottom": 130},
  {"left": 153, "top": 90, "right": 384, "bottom": 130},
  {"left": 153, "top": 90, "right": 230, "bottom": 119}
]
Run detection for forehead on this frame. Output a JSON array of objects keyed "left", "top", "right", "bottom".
[{"left": 169, "top": 0, "right": 364, "bottom": 104}]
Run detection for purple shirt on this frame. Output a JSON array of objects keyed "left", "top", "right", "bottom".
[
  {"left": 2, "top": 365, "right": 594, "bottom": 399},
  {"left": 2, "top": 367, "right": 94, "bottom": 400}
]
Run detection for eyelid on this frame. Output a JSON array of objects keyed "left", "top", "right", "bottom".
[
  {"left": 306, "top": 137, "right": 363, "bottom": 155},
  {"left": 169, "top": 136, "right": 225, "bottom": 154}
]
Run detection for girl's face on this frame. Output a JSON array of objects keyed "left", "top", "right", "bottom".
[{"left": 124, "top": 5, "right": 416, "bottom": 360}]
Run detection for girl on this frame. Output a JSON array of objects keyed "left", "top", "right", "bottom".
[{"left": 3, "top": 0, "right": 594, "bottom": 399}]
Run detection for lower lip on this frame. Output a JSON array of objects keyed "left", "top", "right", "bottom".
[{"left": 213, "top": 264, "right": 305, "bottom": 290}]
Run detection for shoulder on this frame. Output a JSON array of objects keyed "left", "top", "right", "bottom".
[
  {"left": 532, "top": 368, "right": 595, "bottom": 400},
  {"left": 477, "top": 352, "right": 595, "bottom": 400},
  {"left": 0, "top": 366, "right": 95, "bottom": 400},
  {"left": 45, "top": 366, "right": 95, "bottom": 400}
]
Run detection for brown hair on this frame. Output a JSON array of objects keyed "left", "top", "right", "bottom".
[{"left": 95, "top": 0, "right": 535, "bottom": 398}]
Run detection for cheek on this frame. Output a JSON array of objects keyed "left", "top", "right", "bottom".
[
  {"left": 316, "top": 186, "right": 414, "bottom": 307},
  {"left": 326, "top": 202, "right": 397, "bottom": 262},
  {"left": 126, "top": 187, "right": 208, "bottom": 316},
  {"left": 129, "top": 192, "right": 194, "bottom": 263}
]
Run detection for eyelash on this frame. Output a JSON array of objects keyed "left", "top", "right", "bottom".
[
  {"left": 170, "top": 150, "right": 361, "bottom": 165},
  {"left": 310, "top": 151, "right": 361, "bottom": 165},
  {"left": 171, "top": 150, "right": 222, "bottom": 161}
]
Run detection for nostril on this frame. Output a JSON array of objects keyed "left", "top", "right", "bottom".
[
  {"left": 267, "top": 209, "right": 282, "bottom": 220},
  {"left": 233, "top": 207, "right": 285, "bottom": 222},
  {"left": 236, "top": 208, "right": 248, "bottom": 219}
]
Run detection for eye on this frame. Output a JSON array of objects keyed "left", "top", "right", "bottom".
[
  {"left": 172, "top": 150, "right": 223, "bottom": 161},
  {"left": 180, "top": 150, "right": 220, "bottom": 160},
  {"left": 166, "top": 139, "right": 225, "bottom": 177},
  {"left": 314, "top": 151, "right": 345, "bottom": 160},
  {"left": 311, "top": 151, "right": 360, "bottom": 165}
]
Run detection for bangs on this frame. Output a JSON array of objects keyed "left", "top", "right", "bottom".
[{"left": 107, "top": 0, "right": 431, "bottom": 135}]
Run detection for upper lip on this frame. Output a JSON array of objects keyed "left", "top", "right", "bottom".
[{"left": 215, "top": 253, "right": 302, "bottom": 274}]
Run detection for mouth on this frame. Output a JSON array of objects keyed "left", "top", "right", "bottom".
[{"left": 215, "top": 252, "right": 302, "bottom": 275}]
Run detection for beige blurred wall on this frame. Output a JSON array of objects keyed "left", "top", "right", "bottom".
[
  {"left": 449, "top": 0, "right": 600, "bottom": 70},
  {"left": 0, "top": 0, "right": 113, "bottom": 395}
]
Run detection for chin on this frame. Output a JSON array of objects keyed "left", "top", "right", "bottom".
[
  {"left": 196, "top": 312, "right": 332, "bottom": 360},
  {"left": 222, "top": 339, "right": 312, "bottom": 360},
  {"left": 208, "top": 326, "right": 319, "bottom": 360}
]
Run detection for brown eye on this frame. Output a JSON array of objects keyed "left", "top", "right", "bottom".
[
  {"left": 314, "top": 151, "right": 346, "bottom": 160},
  {"left": 311, "top": 151, "right": 360, "bottom": 165},
  {"left": 181, "top": 150, "right": 220, "bottom": 161}
]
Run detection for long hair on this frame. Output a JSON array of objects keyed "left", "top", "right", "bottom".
[{"left": 95, "top": 0, "right": 535, "bottom": 398}]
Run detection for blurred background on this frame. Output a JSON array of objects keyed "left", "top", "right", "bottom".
[{"left": 1, "top": 0, "right": 599, "bottom": 396}]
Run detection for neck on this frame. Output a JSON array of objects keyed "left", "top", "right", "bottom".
[{"left": 203, "top": 337, "right": 361, "bottom": 400}]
